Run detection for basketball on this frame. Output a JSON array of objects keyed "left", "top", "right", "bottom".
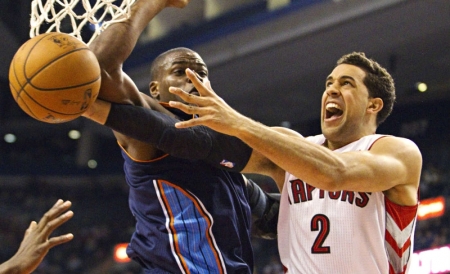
[{"left": 8, "top": 32, "right": 101, "bottom": 123}]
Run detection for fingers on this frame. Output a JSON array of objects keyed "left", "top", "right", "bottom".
[
  {"left": 168, "top": 69, "right": 213, "bottom": 112},
  {"left": 174, "top": 118, "right": 203, "bottom": 128},
  {"left": 47, "top": 233, "right": 74, "bottom": 249},
  {"left": 169, "top": 87, "right": 197, "bottom": 107},
  {"left": 37, "top": 200, "right": 73, "bottom": 238},
  {"left": 23, "top": 221, "right": 37, "bottom": 238},
  {"left": 186, "top": 68, "right": 215, "bottom": 97}
]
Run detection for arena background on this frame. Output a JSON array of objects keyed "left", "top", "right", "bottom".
[{"left": 0, "top": 0, "right": 449, "bottom": 273}]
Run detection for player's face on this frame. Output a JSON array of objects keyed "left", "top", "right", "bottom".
[
  {"left": 321, "top": 64, "right": 372, "bottom": 146},
  {"left": 153, "top": 50, "right": 208, "bottom": 103}
]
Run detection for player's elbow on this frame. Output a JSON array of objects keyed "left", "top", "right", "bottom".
[{"left": 319, "top": 177, "right": 345, "bottom": 192}]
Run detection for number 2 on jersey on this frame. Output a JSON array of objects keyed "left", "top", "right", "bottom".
[{"left": 311, "top": 214, "right": 330, "bottom": 253}]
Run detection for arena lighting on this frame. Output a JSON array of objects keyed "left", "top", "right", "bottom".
[
  {"left": 113, "top": 243, "right": 131, "bottom": 263},
  {"left": 4, "top": 133, "right": 16, "bottom": 143},
  {"left": 410, "top": 245, "right": 450, "bottom": 274},
  {"left": 417, "top": 196, "right": 445, "bottom": 221},
  {"left": 68, "top": 130, "right": 81, "bottom": 140},
  {"left": 415, "top": 82, "right": 428, "bottom": 92},
  {"left": 87, "top": 159, "right": 98, "bottom": 169}
]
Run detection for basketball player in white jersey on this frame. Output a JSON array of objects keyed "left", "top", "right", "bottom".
[{"left": 168, "top": 52, "right": 422, "bottom": 274}]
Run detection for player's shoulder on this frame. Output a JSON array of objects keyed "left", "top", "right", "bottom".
[
  {"left": 374, "top": 135, "right": 420, "bottom": 150},
  {"left": 372, "top": 135, "right": 422, "bottom": 160}
]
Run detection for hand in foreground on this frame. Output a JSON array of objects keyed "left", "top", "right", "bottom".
[
  {"left": 0, "top": 199, "right": 74, "bottom": 274},
  {"left": 168, "top": 68, "right": 248, "bottom": 136}
]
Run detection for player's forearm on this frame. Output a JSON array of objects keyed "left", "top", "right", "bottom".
[
  {"left": 82, "top": 99, "right": 112, "bottom": 125},
  {"left": 90, "top": 0, "right": 166, "bottom": 70},
  {"left": 105, "top": 103, "right": 252, "bottom": 171},
  {"left": 235, "top": 117, "right": 341, "bottom": 188}
]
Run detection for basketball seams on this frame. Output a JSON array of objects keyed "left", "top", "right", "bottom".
[
  {"left": 21, "top": 81, "right": 100, "bottom": 115},
  {"left": 9, "top": 34, "right": 49, "bottom": 100},
  {"left": 21, "top": 32, "right": 56, "bottom": 90},
  {"left": 9, "top": 55, "right": 21, "bottom": 100},
  {"left": 19, "top": 46, "right": 94, "bottom": 119},
  {"left": 25, "top": 48, "right": 95, "bottom": 91},
  {"left": 9, "top": 50, "right": 41, "bottom": 120},
  {"left": 9, "top": 32, "right": 100, "bottom": 123}
]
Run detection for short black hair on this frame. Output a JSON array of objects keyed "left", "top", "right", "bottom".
[
  {"left": 337, "top": 52, "right": 396, "bottom": 126},
  {"left": 150, "top": 47, "right": 197, "bottom": 81}
]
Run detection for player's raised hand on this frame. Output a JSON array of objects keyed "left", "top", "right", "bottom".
[
  {"left": 168, "top": 68, "right": 249, "bottom": 136},
  {"left": 0, "top": 199, "right": 74, "bottom": 274}
]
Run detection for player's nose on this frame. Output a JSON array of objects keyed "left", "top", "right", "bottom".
[
  {"left": 187, "top": 71, "right": 203, "bottom": 83},
  {"left": 326, "top": 82, "right": 340, "bottom": 97}
]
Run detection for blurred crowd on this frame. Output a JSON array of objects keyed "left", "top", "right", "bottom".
[{"left": 0, "top": 179, "right": 136, "bottom": 273}]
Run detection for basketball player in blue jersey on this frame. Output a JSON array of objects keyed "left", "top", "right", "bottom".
[{"left": 82, "top": 0, "right": 280, "bottom": 273}]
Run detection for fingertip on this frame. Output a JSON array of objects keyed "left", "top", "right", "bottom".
[
  {"left": 54, "top": 199, "right": 63, "bottom": 206},
  {"left": 62, "top": 200, "right": 72, "bottom": 207},
  {"left": 29, "top": 221, "right": 37, "bottom": 229}
]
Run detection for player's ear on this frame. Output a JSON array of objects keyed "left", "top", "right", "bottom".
[
  {"left": 367, "top": 97, "right": 383, "bottom": 114},
  {"left": 149, "top": 81, "right": 160, "bottom": 99}
]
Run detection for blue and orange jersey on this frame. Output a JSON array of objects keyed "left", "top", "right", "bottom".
[{"left": 121, "top": 148, "right": 253, "bottom": 274}]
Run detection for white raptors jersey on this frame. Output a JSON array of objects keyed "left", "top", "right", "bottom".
[{"left": 278, "top": 134, "right": 418, "bottom": 274}]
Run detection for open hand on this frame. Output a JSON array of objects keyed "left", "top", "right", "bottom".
[
  {"left": 168, "top": 68, "right": 248, "bottom": 136},
  {"left": 1, "top": 200, "right": 74, "bottom": 274}
]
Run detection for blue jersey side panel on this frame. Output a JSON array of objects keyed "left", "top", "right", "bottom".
[
  {"left": 157, "top": 179, "right": 224, "bottom": 273},
  {"left": 122, "top": 150, "right": 253, "bottom": 274}
]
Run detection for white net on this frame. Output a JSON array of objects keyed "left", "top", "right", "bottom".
[{"left": 30, "top": 0, "right": 137, "bottom": 45}]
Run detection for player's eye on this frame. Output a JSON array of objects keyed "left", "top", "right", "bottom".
[
  {"left": 173, "top": 69, "right": 185, "bottom": 75},
  {"left": 197, "top": 71, "right": 208, "bottom": 78}
]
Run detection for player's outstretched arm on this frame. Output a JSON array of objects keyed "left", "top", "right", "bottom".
[
  {"left": 89, "top": 0, "right": 190, "bottom": 106},
  {"left": 0, "top": 200, "right": 74, "bottom": 274},
  {"left": 169, "top": 69, "right": 422, "bottom": 203},
  {"left": 83, "top": 98, "right": 253, "bottom": 172}
]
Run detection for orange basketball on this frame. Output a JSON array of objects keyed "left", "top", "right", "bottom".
[{"left": 8, "top": 32, "right": 101, "bottom": 123}]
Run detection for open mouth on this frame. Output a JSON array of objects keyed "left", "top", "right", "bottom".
[
  {"left": 188, "top": 88, "right": 199, "bottom": 96},
  {"left": 325, "top": 103, "right": 343, "bottom": 119}
]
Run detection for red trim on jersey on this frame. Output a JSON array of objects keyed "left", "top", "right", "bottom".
[
  {"left": 385, "top": 230, "right": 412, "bottom": 257},
  {"left": 389, "top": 263, "right": 395, "bottom": 274},
  {"left": 384, "top": 196, "right": 418, "bottom": 274},
  {"left": 367, "top": 135, "right": 388, "bottom": 150},
  {"left": 389, "top": 262, "right": 408, "bottom": 274},
  {"left": 385, "top": 197, "right": 418, "bottom": 230}
]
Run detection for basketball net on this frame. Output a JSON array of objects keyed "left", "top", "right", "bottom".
[{"left": 30, "top": 0, "right": 136, "bottom": 45}]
